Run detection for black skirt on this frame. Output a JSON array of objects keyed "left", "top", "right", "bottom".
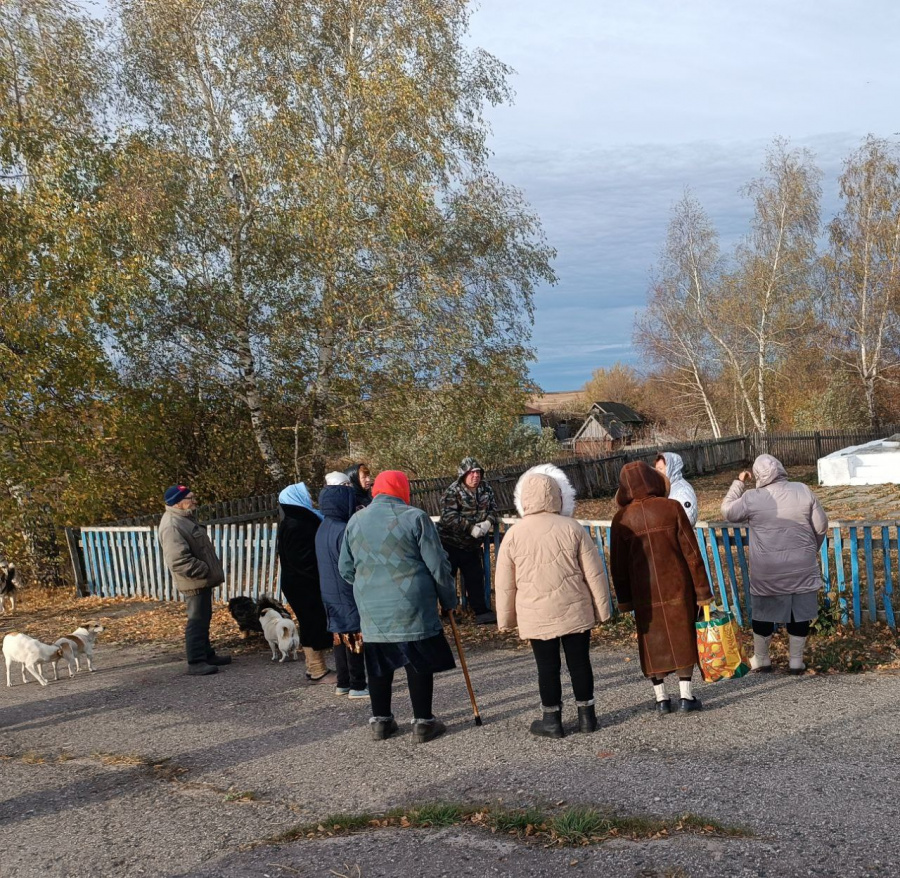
[{"left": 364, "top": 631, "right": 456, "bottom": 679}]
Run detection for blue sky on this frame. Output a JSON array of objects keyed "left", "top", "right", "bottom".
[{"left": 467, "top": 1, "right": 900, "bottom": 390}]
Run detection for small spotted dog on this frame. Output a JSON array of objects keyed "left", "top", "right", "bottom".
[{"left": 51, "top": 622, "right": 105, "bottom": 680}]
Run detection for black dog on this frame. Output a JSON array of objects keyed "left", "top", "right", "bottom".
[
  {"left": 0, "top": 562, "right": 17, "bottom": 615},
  {"left": 227, "top": 594, "right": 291, "bottom": 638}
]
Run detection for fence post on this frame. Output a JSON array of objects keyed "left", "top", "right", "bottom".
[
  {"left": 64, "top": 527, "right": 88, "bottom": 597},
  {"left": 815, "top": 431, "right": 822, "bottom": 460}
]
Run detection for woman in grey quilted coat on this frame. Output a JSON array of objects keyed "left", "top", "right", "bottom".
[{"left": 722, "top": 455, "right": 828, "bottom": 674}]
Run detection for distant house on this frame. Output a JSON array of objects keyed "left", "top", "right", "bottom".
[
  {"left": 571, "top": 401, "right": 645, "bottom": 454},
  {"left": 518, "top": 405, "right": 544, "bottom": 433},
  {"left": 527, "top": 391, "right": 589, "bottom": 443}
]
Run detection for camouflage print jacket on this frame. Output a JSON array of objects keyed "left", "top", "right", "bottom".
[{"left": 438, "top": 458, "right": 499, "bottom": 551}]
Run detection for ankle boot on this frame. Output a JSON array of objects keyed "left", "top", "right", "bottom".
[
  {"left": 304, "top": 647, "right": 333, "bottom": 681},
  {"left": 576, "top": 703, "right": 597, "bottom": 733},
  {"left": 750, "top": 633, "right": 773, "bottom": 672},
  {"left": 414, "top": 718, "right": 447, "bottom": 744},
  {"left": 529, "top": 707, "right": 564, "bottom": 739},
  {"left": 788, "top": 635, "right": 807, "bottom": 675},
  {"left": 370, "top": 717, "right": 398, "bottom": 741}
]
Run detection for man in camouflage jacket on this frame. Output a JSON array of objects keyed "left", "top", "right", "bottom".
[{"left": 438, "top": 457, "right": 499, "bottom": 624}]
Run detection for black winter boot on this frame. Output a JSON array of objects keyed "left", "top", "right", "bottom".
[
  {"left": 370, "top": 717, "right": 399, "bottom": 741},
  {"left": 529, "top": 709, "right": 564, "bottom": 739},
  {"left": 577, "top": 703, "right": 598, "bottom": 733}
]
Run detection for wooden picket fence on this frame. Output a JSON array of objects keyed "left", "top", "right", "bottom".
[
  {"left": 746, "top": 426, "right": 900, "bottom": 467},
  {"left": 76, "top": 517, "right": 898, "bottom": 630}
]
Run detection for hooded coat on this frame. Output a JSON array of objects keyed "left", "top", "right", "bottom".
[
  {"left": 496, "top": 471, "right": 611, "bottom": 640},
  {"left": 339, "top": 471, "right": 457, "bottom": 642},
  {"left": 721, "top": 454, "right": 827, "bottom": 598},
  {"left": 611, "top": 462, "right": 713, "bottom": 677},
  {"left": 659, "top": 452, "right": 699, "bottom": 526},
  {"left": 277, "top": 483, "right": 331, "bottom": 650},
  {"left": 438, "top": 457, "right": 499, "bottom": 551},
  {"left": 315, "top": 485, "right": 360, "bottom": 633},
  {"left": 345, "top": 464, "right": 373, "bottom": 509}
]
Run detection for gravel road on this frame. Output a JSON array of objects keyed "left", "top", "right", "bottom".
[{"left": 2, "top": 636, "right": 898, "bottom": 877}]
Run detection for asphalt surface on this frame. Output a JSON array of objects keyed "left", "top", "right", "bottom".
[{"left": 2, "top": 635, "right": 899, "bottom": 877}]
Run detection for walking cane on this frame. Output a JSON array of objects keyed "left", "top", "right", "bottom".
[{"left": 447, "top": 609, "right": 483, "bottom": 726}]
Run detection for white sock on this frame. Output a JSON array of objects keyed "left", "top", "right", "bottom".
[
  {"left": 679, "top": 679, "right": 693, "bottom": 700},
  {"left": 652, "top": 682, "right": 667, "bottom": 702}
]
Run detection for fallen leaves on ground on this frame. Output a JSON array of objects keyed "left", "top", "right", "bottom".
[{"left": 4, "top": 585, "right": 898, "bottom": 674}]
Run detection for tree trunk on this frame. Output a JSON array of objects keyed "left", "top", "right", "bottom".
[
  {"left": 235, "top": 327, "right": 286, "bottom": 484},
  {"left": 864, "top": 376, "right": 878, "bottom": 428},
  {"left": 310, "top": 317, "right": 336, "bottom": 492}
]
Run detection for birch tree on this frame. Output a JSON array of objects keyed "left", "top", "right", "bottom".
[
  {"left": 252, "top": 0, "right": 554, "bottom": 484},
  {"left": 718, "top": 139, "right": 821, "bottom": 432},
  {"left": 825, "top": 136, "right": 900, "bottom": 426},
  {"left": 114, "top": 0, "right": 290, "bottom": 481},
  {"left": 636, "top": 192, "right": 724, "bottom": 437},
  {"left": 114, "top": 0, "right": 554, "bottom": 486}
]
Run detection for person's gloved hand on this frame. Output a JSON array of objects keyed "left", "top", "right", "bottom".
[{"left": 470, "top": 520, "right": 491, "bottom": 539}]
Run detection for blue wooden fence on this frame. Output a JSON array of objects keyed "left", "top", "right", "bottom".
[
  {"left": 78, "top": 518, "right": 899, "bottom": 629},
  {"left": 79, "top": 524, "right": 281, "bottom": 603}
]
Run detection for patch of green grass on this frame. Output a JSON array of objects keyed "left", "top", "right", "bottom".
[
  {"left": 261, "top": 802, "right": 750, "bottom": 849},
  {"left": 490, "top": 807, "right": 547, "bottom": 835},
  {"left": 548, "top": 807, "right": 664, "bottom": 844},
  {"left": 404, "top": 803, "right": 469, "bottom": 827}
]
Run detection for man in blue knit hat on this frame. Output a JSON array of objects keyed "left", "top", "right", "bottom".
[{"left": 159, "top": 485, "right": 230, "bottom": 675}]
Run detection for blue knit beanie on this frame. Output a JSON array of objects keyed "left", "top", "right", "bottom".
[{"left": 164, "top": 484, "right": 192, "bottom": 506}]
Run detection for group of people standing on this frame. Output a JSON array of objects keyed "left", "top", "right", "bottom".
[{"left": 158, "top": 448, "right": 828, "bottom": 742}]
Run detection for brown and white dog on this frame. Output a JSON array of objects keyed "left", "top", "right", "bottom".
[
  {"left": 51, "top": 622, "right": 105, "bottom": 679},
  {"left": 3, "top": 633, "right": 64, "bottom": 687}
]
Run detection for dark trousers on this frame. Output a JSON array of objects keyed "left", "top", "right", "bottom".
[
  {"left": 368, "top": 664, "right": 434, "bottom": 720},
  {"left": 185, "top": 589, "right": 213, "bottom": 664},
  {"left": 279, "top": 578, "right": 333, "bottom": 650},
  {"left": 445, "top": 545, "right": 488, "bottom": 614},
  {"left": 530, "top": 630, "right": 593, "bottom": 707},
  {"left": 752, "top": 617, "right": 811, "bottom": 638},
  {"left": 334, "top": 644, "right": 366, "bottom": 690}
]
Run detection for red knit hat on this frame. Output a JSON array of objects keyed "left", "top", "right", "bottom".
[{"left": 372, "top": 470, "right": 410, "bottom": 505}]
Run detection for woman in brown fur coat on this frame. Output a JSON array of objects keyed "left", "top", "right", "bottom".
[{"left": 611, "top": 461, "right": 712, "bottom": 714}]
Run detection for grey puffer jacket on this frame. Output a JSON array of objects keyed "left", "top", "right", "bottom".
[
  {"left": 721, "top": 455, "right": 827, "bottom": 597},
  {"left": 159, "top": 507, "right": 225, "bottom": 595},
  {"left": 660, "top": 452, "right": 698, "bottom": 526}
]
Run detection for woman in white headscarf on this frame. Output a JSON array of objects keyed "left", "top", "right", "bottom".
[
  {"left": 277, "top": 483, "right": 334, "bottom": 682},
  {"left": 654, "top": 452, "right": 699, "bottom": 526}
]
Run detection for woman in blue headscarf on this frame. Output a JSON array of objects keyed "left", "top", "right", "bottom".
[{"left": 277, "top": 483, "right": 334, "bottom": 682}]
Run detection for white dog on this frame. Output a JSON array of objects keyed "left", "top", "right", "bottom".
[
  {"left": 3, "top": 633, "right": 64, "bottom": 687},
  {"left": 260, "top": 608, "right": 299, "bottom": 662},
  {"left": 51, "top": 622, "right": 105, "bottom": 680}
]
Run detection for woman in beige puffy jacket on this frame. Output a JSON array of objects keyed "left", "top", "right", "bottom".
[{"left": 496, "top": 465, "right": 612, "bottom": 739}]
